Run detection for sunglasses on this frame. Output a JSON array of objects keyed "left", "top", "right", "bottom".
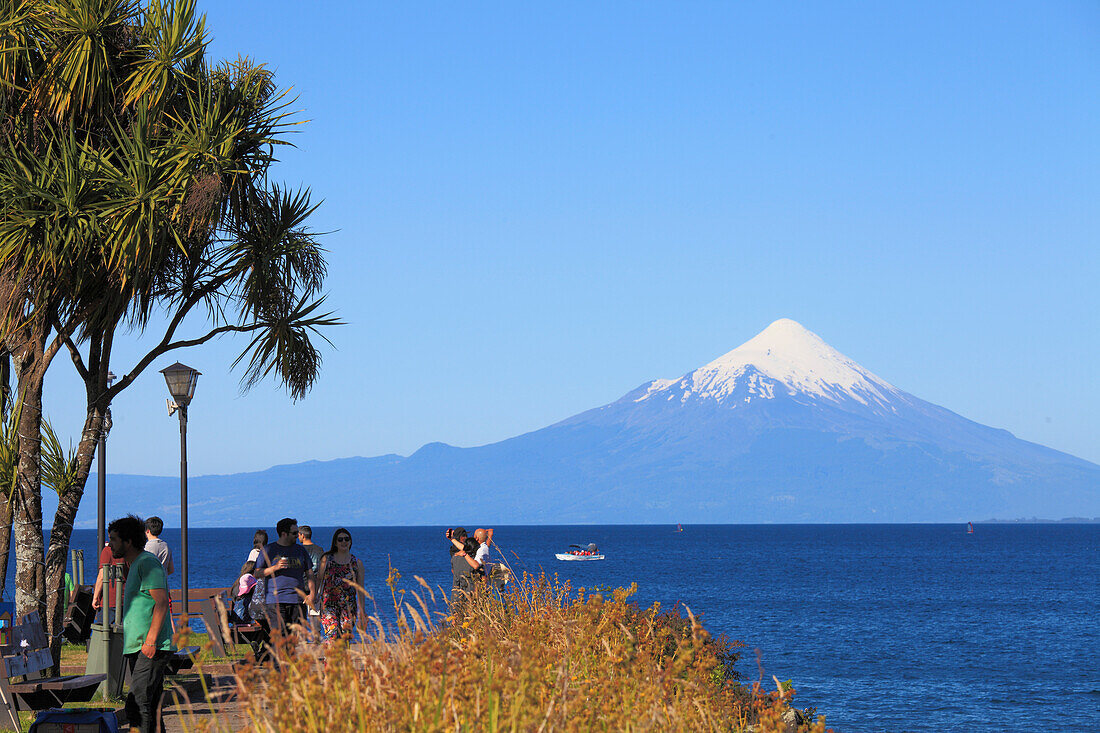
[{"left": 336, "top": 536, "right": 351, "bottom": 543}]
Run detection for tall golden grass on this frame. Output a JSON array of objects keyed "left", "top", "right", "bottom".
[{"left": 184, "top": 569, "right": 832, "bottom": 732}]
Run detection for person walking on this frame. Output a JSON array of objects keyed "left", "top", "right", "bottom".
[
  {"left": 108, "top": 514, "right": 174, "bottom": 733},
  {"left": 143, "top": 517, "right": 174, "bottom": 576},
  {"left": 315, "top": 528, "right": 364, "bottom": 640},
  {"left": 253, "top": 518, "right": 316, "bottom": 661},
  {"left": 299, "top": 525, "right": 325, "bottom": 624},
  {"left": 91, "top": 541, "right": 127, "bottom": 616},
  {"left": 299, "top": 525, "right": 324, "bottom": 573}
]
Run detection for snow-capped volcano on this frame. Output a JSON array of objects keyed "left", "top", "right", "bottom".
[
  {"left": 82, "top": 319, "right": 1100, "bottom": 526},
  {"left": 635, "top": 319, "right": 901, "bottom": 411}
]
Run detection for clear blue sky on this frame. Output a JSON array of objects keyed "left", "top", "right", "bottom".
[{"left": 45, "top": 1, "right": 1100, "bottom": 475}]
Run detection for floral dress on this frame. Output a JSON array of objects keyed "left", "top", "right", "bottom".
[{"left": 320, "top": 554, "right": 360, "bottom": 639}]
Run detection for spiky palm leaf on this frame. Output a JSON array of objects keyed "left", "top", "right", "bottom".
[
  {"left": 35, "top": 0, "right": 137, "bottom": 121},
  {"left": 123, "top": 0, "right": 203, "bottom": 109},
  {"left": 0, "top": 398, "right": 20, "bottom": 501},
  {"left": 39, "top": 419, "right": 79, "bottom": 498}
]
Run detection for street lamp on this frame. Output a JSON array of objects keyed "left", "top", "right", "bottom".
[
  {"left": 96, "top": 371, "right": 116, "bottom": 552},
  {"left": 161, "top": 362, "right": 200, "bottom": 619}
]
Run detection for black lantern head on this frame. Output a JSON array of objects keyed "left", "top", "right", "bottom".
[{"left": 160, "top": 362, "right": 201, "bottom": 407}]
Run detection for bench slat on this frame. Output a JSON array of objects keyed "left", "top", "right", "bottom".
[
  {"left": 4, "top": 648, "right": 53, "bottom": 678},
  {"left": 12, "top": 673, "right": 106, "bottom": 692},
  {"left": 169, "top": 587, "right": 226, "bottom": 595},
  {"left": 7, "top": 680, "right": 43, "bottom": 694},
  {"left": 37, "top": 674, "right": 107, "bottom": 692},
  {"left": 168, "top": 588, "right": 228, "bottom": 603},
  {"left": 16, "top": 613, "right": 48, "bottom": 649}
]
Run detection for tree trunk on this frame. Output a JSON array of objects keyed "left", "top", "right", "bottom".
[
  {"left": 44, "top": 405, "right": 105, "bottom": 666},
  {"left": 0, "top": 352, "right": 12, "bottom": 601},
  {"left": 13, "top": 366, "right": 46, "bottom": 622},
  {"left": 0, "top": 491, "right": 12, "bottom": 601}
]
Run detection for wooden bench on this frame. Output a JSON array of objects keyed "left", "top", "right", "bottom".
[
  {"left": 169, "top": 588, "right": 262, "bottom": 660},
  {"left": 0, "top": 612, "right": 106, "bottom": 730},
  {"left": 201, "top": 591, "right": 264, "bottom": 659}
]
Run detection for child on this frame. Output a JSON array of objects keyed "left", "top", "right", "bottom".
[{"left": 232, "top": 565, "right": 258, "bottom": 624}]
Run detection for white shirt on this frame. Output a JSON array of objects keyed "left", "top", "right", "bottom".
[
  {"left": 474, "top": 542, "right": 490, "bottom": 568},
  {"left": 145, "top": 536, "right": 174, "bottom": 575}
]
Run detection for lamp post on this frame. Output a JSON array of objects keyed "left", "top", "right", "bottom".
[
  {"left": 96, "top": 371, "right": 116, "bottom": 552},
  {"left": 161, "top": 362, "right": 200, "bottom": 619}
]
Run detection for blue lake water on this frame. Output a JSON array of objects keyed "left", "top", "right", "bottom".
[{"left": 14, "top": 523, "right": 1100, "bottom": 732}]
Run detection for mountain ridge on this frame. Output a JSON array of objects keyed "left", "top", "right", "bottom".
[{"left": 53, "top": 319, "right": 1100, "bottom": 527}]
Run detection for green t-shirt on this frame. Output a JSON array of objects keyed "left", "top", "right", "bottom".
[{"left": 123, "top": 551, "right": 175, "bottom": 654}]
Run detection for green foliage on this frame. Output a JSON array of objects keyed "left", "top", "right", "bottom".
[
  {"left": 0, "top": 399, "right": 19, "bottom": 501},
  {"left": 0, "top": 0, "right": 339, "bottom": 400},
  {"left": 0, "top": 393, "right": 64, "bottom": 501},
  {"left": 39, "top": 420, "right": 78, "bottom": 497}
]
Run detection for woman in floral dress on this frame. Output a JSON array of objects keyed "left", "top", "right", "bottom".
[{"left": 316, "top": 528, "right": 364, "bottom": 640}]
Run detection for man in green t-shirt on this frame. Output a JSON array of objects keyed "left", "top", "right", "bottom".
[{"left": 108, "top": 514, "right": 174, "bottom": 733}]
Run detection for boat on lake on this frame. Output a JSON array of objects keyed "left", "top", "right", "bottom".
[
  {"left": 967, "top": 522, "right": 974, "bottom": 534},
  {"left": 556, "top": 543, "right": 604, "bottom": 561}
]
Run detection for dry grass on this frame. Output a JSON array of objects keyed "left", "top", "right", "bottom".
[{"left": 176, "top": 569, "right": 833, "bottom": 732}]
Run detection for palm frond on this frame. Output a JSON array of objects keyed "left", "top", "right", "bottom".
[
  {"left": 0, "top": 394, "right": 21, "bottom": 502},
  {"left": 36, "top": 0, "right": 139, "bottom": 120},
  {"left": 231, "top": 293, "right": 340, "bottom": 401},
  {"left": 40, "top": 419, "right": 79, "bottom": 497},
  {"left": 123, "top": 0, "right": 205, "bottom": 110}
]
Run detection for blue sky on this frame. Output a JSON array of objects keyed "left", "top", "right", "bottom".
[{"left": 44, "top": 1, "right": 1100, "bottom": 475}]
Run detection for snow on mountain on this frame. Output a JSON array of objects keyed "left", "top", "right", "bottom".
[
  {"left": 635, "top": 318, "right": 901, "bottom": 411},
  {"left": 578, "top": 317, "right": 1094, "bottom": 474}
]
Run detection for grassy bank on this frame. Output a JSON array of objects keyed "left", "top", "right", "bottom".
[{"left": 183, "top": 570, "right": 832, "bottom": 732}]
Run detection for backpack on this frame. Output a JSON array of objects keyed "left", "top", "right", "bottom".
[{"left": 30, "top": 708, "right": 119, "bottom": 732}]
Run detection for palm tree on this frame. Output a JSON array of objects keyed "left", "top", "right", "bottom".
[{"left": 0, "top": 0, "right": 338, "bottom": 657}]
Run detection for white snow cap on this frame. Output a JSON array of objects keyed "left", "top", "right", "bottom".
[{"left": 637, "top": 318, "right": 900, "bottom": 408}]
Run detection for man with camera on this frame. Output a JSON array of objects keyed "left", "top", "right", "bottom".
[{"left": 446, "top": 527, "right": 507, "bottom": 590}]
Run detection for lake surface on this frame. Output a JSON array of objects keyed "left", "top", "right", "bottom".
[{"left": 14, "top": 524, "right": 1099, "bottom": 732}]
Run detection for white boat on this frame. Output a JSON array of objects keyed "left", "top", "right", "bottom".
[
  {"left": 556, "top": 543, "right": 604, "bottom": 561},
  {"left": 555, "top": 552, "right": 605, "bottom": 561}
]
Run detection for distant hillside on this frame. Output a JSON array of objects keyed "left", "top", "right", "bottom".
[{"left": 55, "top": 319, "right": 1100, "bottom": 527}]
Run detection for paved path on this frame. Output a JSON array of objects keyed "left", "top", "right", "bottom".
[
  {"left": 163, "top": 673, "right": 246, "bottom": 732},
  {"left": 89, "top": 673, "right": 248, "bottom": 732}
]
